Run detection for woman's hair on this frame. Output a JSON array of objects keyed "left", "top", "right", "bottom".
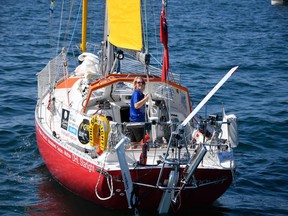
[{"left": 133, "top": 76, "right": 145, "bottom": 90}]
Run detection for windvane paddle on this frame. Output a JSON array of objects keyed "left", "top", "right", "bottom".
[{"left": 180, "top": 66, "right": 239, "bottom": 127}]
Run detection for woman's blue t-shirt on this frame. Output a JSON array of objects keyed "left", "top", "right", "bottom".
[{"left": 130, "top": 89, "right": 145, "bottom": 122}]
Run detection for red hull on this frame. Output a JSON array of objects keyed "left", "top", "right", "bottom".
[{"left": 35, "top": 121, "right": 233, "bottom": 210}]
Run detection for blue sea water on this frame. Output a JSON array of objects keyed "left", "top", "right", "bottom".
[{"left": 0, "top": 0, "right": 288, "bottom": 215}]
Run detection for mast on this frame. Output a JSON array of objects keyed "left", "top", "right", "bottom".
[{"left": 80, "top": 0, "right": 88, "bottom": 52}]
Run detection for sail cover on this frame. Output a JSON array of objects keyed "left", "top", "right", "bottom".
[{"left": 107, "top": 0, "right": 142, "bottom": 51}]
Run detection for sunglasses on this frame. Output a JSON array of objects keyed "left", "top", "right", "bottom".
[{"left": 137, "top": 81, "right": 145, "bottom": 85}]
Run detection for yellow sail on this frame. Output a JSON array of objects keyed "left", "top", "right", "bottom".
[{"left": 107, "top": 0, "right": 142, "bottom": 51}]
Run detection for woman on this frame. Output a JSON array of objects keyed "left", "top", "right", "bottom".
[{"left": 129, "top": 76, "right": 149, "bottom": 143}]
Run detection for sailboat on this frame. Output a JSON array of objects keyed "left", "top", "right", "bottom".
[{"left": 35, "top": 0, "right": 239, "bottom": 214}]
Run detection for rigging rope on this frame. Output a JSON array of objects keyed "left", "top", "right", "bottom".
[
  {"left": 64, "top": 0, "right": 75, "bottom": 46},
  {"left": 142, "top": 0, "right": 153, "bottom": 120},
  {"left": 143, "top": 0, "right": 149, "bottom": 54},
  {"left": 56, "top": 0, "right": 65, "bottom": 55},
  {"left": 67, "top": 0, "right": 82, "bottom": 54},
  {"left": 49, "top": 1, "right": 55, "bottom": 59},
  {"left": 151, "top": 0, "right": 161, "bottom": 63}
]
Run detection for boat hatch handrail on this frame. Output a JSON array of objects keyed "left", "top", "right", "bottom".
[
  {"left": 82, "top": 74, "right": 162, "bottom": 112},
  {"left": 83, "top": 73, "right": 191, "bottom": 113}
]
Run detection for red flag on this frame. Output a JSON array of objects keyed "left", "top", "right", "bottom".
[{"left": 160, "top": 7, "right": 169, "bottom": 82}]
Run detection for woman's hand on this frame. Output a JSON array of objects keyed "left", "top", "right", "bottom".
[
  {"left": 144, "top": 94, "right": 150, "bottom": 102},
  {"left": 135, "top": 94, "right": 150, "bottom": 109}
]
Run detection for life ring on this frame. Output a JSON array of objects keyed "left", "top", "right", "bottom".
[{"left": 89, "top": 114, "right": 110, "bottom": 155}]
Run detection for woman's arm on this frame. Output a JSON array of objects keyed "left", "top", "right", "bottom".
[{"left": 134, "top": 94, "right": 149, "bottom": 109}]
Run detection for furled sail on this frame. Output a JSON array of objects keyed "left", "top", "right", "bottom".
[{"left": 107, "top": 0, "right": 143, "bottom": 51}]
